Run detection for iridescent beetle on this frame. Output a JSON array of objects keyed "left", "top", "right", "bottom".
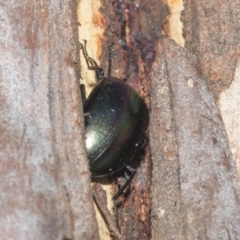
[{"left": 80, "top": 41, "right": 149, "bottom": 200}]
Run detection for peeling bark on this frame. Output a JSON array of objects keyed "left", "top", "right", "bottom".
[
  {"left": 182, "top": 0, "right": 240, "bottom": 188},
  {"left": 0, "top": 1, "right": 98, "bottom": 239},
  {"left": 78, "top": 0, "right": 168, "bottom": 239},
  {"left": 150, "top": 38, "right": 240, "bottom": 239},
  {"left": 182, "top": 0, "right": 240, "bottom": 98},
  {"left": 3, "top": 0, "right": 239, "bottom": 239}
]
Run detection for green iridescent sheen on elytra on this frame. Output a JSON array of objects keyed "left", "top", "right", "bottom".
[{"left": 85, "top": 76, "right": 149, "bottom": 177}]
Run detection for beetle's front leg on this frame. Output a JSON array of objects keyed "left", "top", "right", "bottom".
[
  {"left": 80, "top": 84, "right": 87, "bottom": 113},
  {"left": 80, "top": 40, "right": 105, "bottom": 82}
]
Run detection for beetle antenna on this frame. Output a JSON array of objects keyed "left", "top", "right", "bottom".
[{"left": 80, "top": 40, "right": 105, "bottom": 82}]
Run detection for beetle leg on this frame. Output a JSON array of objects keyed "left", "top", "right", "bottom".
[
  {"left": 140, "top": 138, "right": 147, "bottom": 149},
  {"left": 125, "top": 164, "right": 136, "bottom": 173},
  {"left": 112, "top": 165, "right": 136, "bottom": 201},
  {"left": 80, "top": 40, "right": 105, "bottom": 82},
  {"left": 80, "top": 84, "right": 86, "bottom": 112}
]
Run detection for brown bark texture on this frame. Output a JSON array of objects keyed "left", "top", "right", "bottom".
[
  {"left": 78, "top": 0, "right": 168, "bottom": 239},
  {"left": 182, "top": 0, "right": 240, "bottom": 185},
  {"left": 182, "top": 0, "right": 240, "bottom": 98},
  {"left": 0, "top": 1, "right": 98, "bottom": 240},
  {"left": 79, "top": 0, "right": 240, "bottom": 239},
  {"left": 2, "top": 0, "right": 240, "bottom": 239},
  {"left": 150, "top": 38, "right": 240, "bottom": 239}
]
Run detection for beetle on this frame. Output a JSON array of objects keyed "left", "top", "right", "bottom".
[{"left": 80, "top": 41, "right": 149, "bottom": 200}]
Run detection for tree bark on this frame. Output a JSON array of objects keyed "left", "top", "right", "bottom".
[
  {"left": 0, "top": 1, "right": 98, "bottom": 239},
  {"left": 1, "top": 0, "right": 240, "bottom": 239},
  {"left": 182, "top": 0, "right": 240, "bottom": 180},
  {"left": 150, "top": 38, "right": 240, "bottom": 239},
  {"left": 78, "top": 0, "right": 167, "bottom": 239},
  {"left": 78, "top": 0, "right": 240, "bottom": 239}
]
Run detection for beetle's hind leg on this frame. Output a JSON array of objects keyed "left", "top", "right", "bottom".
[{"left": 112, "top": 165, "right": 136, "bottom": 201}]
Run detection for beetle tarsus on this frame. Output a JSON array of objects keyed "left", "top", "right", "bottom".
[
  {"left": 80, "top": 40, "right": 105, "bottom": 82},
  {"left": 140, "top": 138, "right": 147, "bottom": 149},
  {"left": 112, "top": 165, "right": 136, "bottom": 201}
]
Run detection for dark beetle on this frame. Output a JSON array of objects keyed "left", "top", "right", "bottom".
[{"left": 80, "top": 41, "right": 149, "bottom": 199}]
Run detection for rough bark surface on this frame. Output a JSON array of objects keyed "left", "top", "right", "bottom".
[
  {"left": 0, "top": 1, "right": 98, "bottom": 239},
  {"left": 181, "top": 0, "right": 240, "bottom": 183},
  {"left": 182, "top": 0, "right": 240, "bottom": 98},
  {"left": 78, "top": 0, "right": 168, "bottom": 239},
  {"left": 150, "top": 38, "right": 240, "bottom": 239}
]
